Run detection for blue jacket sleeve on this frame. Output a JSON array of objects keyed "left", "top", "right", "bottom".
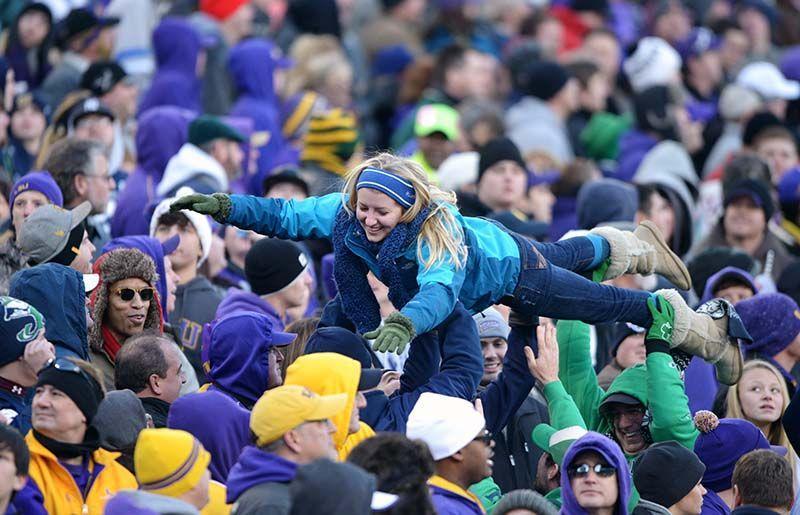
[
  {"left": 400, "top": 240, "right": 467, "bottom": 335},
  {"left": 398, "top": 329, "right": 441, "bottom": 395},
  {"left": 381, "top": 303, "right": 482, "bottom": 431},
  {"left": 478, "top": 323, "right": 537, "bottom": 435},
  {"left": 226, "top": 193, "right": 343, "bottom": 240}
]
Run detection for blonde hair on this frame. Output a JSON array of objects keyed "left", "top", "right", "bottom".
[
  {"left": 727, "top": 359, "right": 796, "bottom": 481},
  {"left": 342, "top": 153, "right": 468, "bottom": 270}
]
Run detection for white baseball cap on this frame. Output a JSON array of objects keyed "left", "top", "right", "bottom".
[
  {"left": 737, "top": 61, "right": 800, "bottom": 100},
  {"left": 406, "top": 392, "right": 486, "bottom": 461}
]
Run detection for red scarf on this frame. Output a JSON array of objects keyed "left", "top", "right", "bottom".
[{"left": 101, "top": 325, "right": 124, "bottom": 363}]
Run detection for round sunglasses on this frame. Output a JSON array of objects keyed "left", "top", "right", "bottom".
[{"left": 115, "top": 287, "right": 155, "bottom": 302}]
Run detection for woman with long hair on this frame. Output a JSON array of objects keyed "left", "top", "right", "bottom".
[
  {"left": 171, "top": 153, "right": 742, "bottom": 383},
  {"left": 726, "top": 359, "right": 797, "bottom": 488}
]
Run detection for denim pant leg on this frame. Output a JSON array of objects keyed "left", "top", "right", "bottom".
[
  {"left": 508, "top": 235, "right": 652, "bottom": 326},
  {"left": 530, "top": 235, "right": 605, "bottom": 273}
]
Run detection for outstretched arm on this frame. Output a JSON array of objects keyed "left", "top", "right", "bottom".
[{"left": 171, "top": 192, "right": 343, "bottom": 240}]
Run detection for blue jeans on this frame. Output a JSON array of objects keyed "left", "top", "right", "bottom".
[{"left": 504, "top": 234, "right": 652, "bottom": 327}]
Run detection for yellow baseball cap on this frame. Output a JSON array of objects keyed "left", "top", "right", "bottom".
[{"left": 250, "top": 385, "right": 348, "bottom": 446}]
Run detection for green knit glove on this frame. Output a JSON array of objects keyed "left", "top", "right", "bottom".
[
  {"left": 169, "top": 193, "right": 231, "bottom": 223},
  {"left": 364, "top": 312, "right": 415, "bottom": 355},
  {"left": 646, "top": 294, "right": 674, "bottom": 343}
]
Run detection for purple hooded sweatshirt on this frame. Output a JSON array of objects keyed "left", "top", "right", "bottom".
[
  {"left": 203, "top": 312, "right": 292, "bottom": 409},
  {"left": 111, "top": 106, "right": 193, "bottom": 238},
  {"left": 101, "top": 235, "right": 176, "bottom": 320},
  {"left": 614, "top": 130, "right": 658, "bottom": 183},
  {"left": 215, "top": 288, "right": 284, "bottom": 331},
  {"left": 167, "top": 390, "right": 251, "bottom": 484},
  {"left": 227, "top": 39, "right": 293, "bottom": 194},
  {"left": 137, "top": 17, "right": 204, "bottom": 116},
  {"left": 226, "top": 447, "right": 298, "bottom": 504},
  {"left": 560, "top": 432, "right": 630, "bottom": 515}
]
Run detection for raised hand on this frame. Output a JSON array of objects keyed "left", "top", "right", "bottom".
[{"left": 524, "top": 323, "right": 560, "bottom": 384}]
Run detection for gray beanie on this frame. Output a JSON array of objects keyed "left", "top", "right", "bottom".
[
  {"left": 493, "top": 489, "right": 558, "bottom": 515},
  {"left": 94, "top": 389, "right": 148, "bottom": 451}
]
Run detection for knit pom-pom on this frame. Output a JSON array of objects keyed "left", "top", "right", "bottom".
[{"left": 694, "top": 410, "right": 719, "bottom": 433}]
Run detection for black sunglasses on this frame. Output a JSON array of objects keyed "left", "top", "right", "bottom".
[
  {"left": 473, "top": 430, "right": 494, "bottom": 446},
  {"left": 115, "top": 287, "right": 154, "bottom": 302},
  {"left": 568, "top": 463, "right": 616, "bottom": 479}
]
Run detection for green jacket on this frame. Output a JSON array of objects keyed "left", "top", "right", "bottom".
[{"left": 555, "top": 320, "right": 699, "bottom": 455}]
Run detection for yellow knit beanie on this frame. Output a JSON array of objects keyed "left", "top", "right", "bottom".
[{"left": 134, "top": 428, "right": 211, "bottom": 498}]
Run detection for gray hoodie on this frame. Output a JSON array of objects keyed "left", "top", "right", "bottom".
[{"left": 506, "top": 97, "right": 574, "bottom": 165}]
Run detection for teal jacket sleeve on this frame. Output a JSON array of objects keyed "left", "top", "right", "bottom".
[
  {"left": 225, "top": 193, "right": 343, "bottom": 240},
  {"left": 398, "top": 234, "right": 467, "bottom": 335},
  {"left": 645, "top": 346, "right": 699, "bottom": 450},
  {"left": 556, "top": 320, "right": 604, "bottom": 431}
]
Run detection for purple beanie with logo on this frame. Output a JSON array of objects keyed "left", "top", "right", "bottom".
[{"left": 9, "top": 171, "right": 63, "bottom": 211}]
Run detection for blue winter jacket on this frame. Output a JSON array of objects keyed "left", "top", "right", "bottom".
[
  {"left": 227, "top": 39, "right": 291, "bottom": 194},
  {"left": 9, "top": 264, "right": 89, "bottom": 360},
  {"left": 138, "top": 17, "right": 204, "bottom": 116},
  {"left": 360, "top": 302, "right": 536, "bottom": 436},
  {"left": 226, "top": 447, "right": 297, "bottom": 504},
  {"left": 226, "top": 193, "right": 523, "bottom": 335}
]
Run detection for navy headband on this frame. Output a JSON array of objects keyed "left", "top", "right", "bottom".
[{"left": 356, "top": 167, "right": 416, "bottom": 208}]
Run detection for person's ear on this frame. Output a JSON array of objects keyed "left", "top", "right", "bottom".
[
  {"left": 548, "top": 463, "right": 559, "bottom": 481},
  {"left": 12, "top": 473, "right": 26, "bottom": 492},
  {"left": 74, "top": 174, "right": 88, "bottom": 197},
  {"left": 148, "top": 373, "right": 162, "bottom": 395},
  {"left": 283, "top": 429, "right": 302, "bottom": 454},
  {"left": 732, "top": 484, "right": 742, "bottom": 507},
  {"left": 450, "top": 449, "right": 466, "bottom": 463}
]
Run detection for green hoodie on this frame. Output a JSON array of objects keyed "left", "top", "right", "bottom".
[{"left": 555, "top": 319, "right": 699, "bottom": 455}]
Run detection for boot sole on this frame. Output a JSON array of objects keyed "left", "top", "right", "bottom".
[{"left": 635, "top": 221, "right": 692, "bottom": 290}]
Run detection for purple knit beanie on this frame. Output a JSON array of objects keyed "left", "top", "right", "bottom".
[
  {"left": 736, "top": 293, "right": 800, "bottom": 357},
  {"left": 9, "top": 171, "right": 64, "bottom": 210}
]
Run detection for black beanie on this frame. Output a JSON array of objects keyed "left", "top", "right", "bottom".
[
  {"left": 477, "top": 137, "right": 526, "bottom": 183},
  {"left": 522, "top": 61, "right": 570, "bottom": 101},
  {"left": 36, "top": 362, "right": 104, "bottom": 424},
  {"left": 723, "top": 177, "right": 775, "bottom": 220},
  {"left": 245, "top": 238, "right": 309, "bottom": 296},
  {"left": 633, "top": 86, "right": 678, "bottom": 140},
  {"left": 633, "top": 441, "right": 706, "bottom": 509},
  {"left": 742, "top": 111, "right": 783, "bottom": 147}
]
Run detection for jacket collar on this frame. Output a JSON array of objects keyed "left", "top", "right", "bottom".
[
  {"left": 428, "top": 474, "right": 484, "bottom": 511},
  {"left": 25, "top": 430, "right": 121, "bottom": 466}
]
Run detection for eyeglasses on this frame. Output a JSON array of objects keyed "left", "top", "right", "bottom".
[
  {"left": 567, "top": 463, "right": 617, "bottom": 479},
  {"left": 115, "top": 287, "right": 155, "bottom": 302},
  {"left": 82, "top": 173, "right": 115, "bottom": 184},
  {"left": 472, "top": 430, "right": 494, "bottom": 446}
]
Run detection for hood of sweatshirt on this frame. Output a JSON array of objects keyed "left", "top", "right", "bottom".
[
  {"left": 8, "top": 263, "right": 89, "bottom": 360},
  {"left": 560, "top": 431, "right": 631, "bottom": 515},
  {"left": 225, "top": 447, "right": 298, "bottom": 503},
  {"left": 701, "top": 266, "right": 758, "bottom": 304},
  {"left": 228, "top": 39, "right": 279, "bottom": 104},
  {"left": 136, "top": 105, "right": 193, "bottom": 180},
  {"left": 153, "top": 17, "right": 203, "bottom": 77},
  {"left": 597, "top": 364, "right": 648, "bottom": 440},
  {"left": 284, "top": 352, "right": 360, "bottom": 449},
  {"left": 156, "top": 143, "right": 229, "bottom": 197}
]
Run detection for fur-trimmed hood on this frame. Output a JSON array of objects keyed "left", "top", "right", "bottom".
[{"left": 89, "top": 248, "right": 163, "bottom": 354}]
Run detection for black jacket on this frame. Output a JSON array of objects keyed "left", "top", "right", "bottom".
[{"left": 490, "top": 392, "right": 549, "bottom": 492}]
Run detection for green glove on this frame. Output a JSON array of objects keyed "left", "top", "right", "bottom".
[
  {"left": 646, "top": 294, "right": 674, "bottom": 343},
  {"left": 592, "top": 259, "right": 610, "bottom": 283},
  {"left": 169, "top": 193, "right": 231, "bottom": 223},
  {"left": 364, "top": 312, "right": 415, "bottom": 355}
]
